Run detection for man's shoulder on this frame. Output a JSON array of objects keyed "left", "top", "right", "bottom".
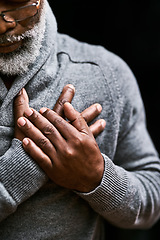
[
  {"left": 59, "top": 34, "right": 137, "bottom": 88},
  {"left": 57, "top": 33, "right": 133, "bottom": 82},
  {"left": 57, "top": 33, "right": 116, "bottom": 64}
]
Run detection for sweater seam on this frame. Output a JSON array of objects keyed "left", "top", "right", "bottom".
[{"left": 57, "top": 51, "right": 120, "bottom": 121}]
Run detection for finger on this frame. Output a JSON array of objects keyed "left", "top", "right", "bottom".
[
  {"left": 22, "top": 138, "right": 53, "bottom": 172},
  {"left": 14, "top": 88, "right": 29, "bottom": 121},
  {"left": 89, "top": 119, "right": 106, "bottom": 137},
  {"left": 40, "top": 107, "right": 79, "bottom": 140},
  {"left": 81, "top": 103, "right": 102, "bottom": 123},
  {"left": 24, "top": 108, "right": 66, "bottom": 149},
  {"left": 17, "top": 116, "right": 57, "bottom": 158},
  {"left": 53, "top": 84, "right": 75, "bottom": 117},
  {"left": 14, "top": 88, "right": 30, "bottom": 141},
  {"left": 63, "top": 102, "right": 90, "bottom": 134}
]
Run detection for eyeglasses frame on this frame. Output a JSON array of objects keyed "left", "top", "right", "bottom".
[{"left": 0, "top": 0, "right": 41, "bottom": 23}]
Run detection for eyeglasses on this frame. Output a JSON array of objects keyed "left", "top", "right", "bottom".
[{"left": 0, "top": 0, "right": 41, "bottom": 23}]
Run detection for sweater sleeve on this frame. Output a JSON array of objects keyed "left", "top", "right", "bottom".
[
  {"left": 0, "top": 138, "right": 48, "bottom": 222},
  {"left": 77, "top": 50, "right": 160, "bottom": 229}
]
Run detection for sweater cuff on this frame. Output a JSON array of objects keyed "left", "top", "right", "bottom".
[
  {"left": 0, "top": 138, "right": 48, "bottom": 205},
  {"left": 77, "top": 154, "right": 128, "bottom": 212}
]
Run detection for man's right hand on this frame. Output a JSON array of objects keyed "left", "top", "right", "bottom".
[{"left": 14, "top": 84, "right": 106, "bottom": 140}]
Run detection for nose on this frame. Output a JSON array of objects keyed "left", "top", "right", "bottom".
[{"left": 0, "top": 17, "right": 17, "bottom": 35}]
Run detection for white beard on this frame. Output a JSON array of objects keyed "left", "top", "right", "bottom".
[{"left": 0, "top": 2, "right": 46, "bottom": 76}]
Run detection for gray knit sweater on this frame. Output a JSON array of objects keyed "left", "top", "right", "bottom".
[{"left": 0, "top": 1, "right": 160, "bottom": 239}]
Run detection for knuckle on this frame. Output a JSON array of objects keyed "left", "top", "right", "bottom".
[
  {"left": 73, "top": 135, "right": 84, "bottom": 146},
  {"left": 25, "top": 124, "right": 32, "bottom": 132},
  {"left": 14, "top": 98, "right": 25, "bottom": 107},
  {"left": 30, "top": 110, "right": 39, "bottom": 122},
  {"left": 53, "top": 117, "right": 63, "bottom": 126},
  {"left": 37, "top": 155, "right": 49, "bottom": 167},
  {"left": 57, "top": 85, "right": 75, "bottom": 107},
  {"left": 42, "top": 124, "right": 54, "bottom": 136},
  {"left": 19, "top": 120, "right": 32, "bottom": 134},
  {"left": 37, "top": 137, "right": 49, "bottom": 148},
  {"left": 58, "top": 98, "right": 67, "bottom": 106},
  {"left": 63, "top": 146, "right": 74, "bottom": 159}
]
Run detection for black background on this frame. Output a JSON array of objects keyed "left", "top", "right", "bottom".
[{"left": 48, "top": 1, "right": 160, "bottom": 239}]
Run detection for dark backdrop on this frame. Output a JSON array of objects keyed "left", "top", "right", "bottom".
[{"left": 48, "top": 1, "right": 160, "bottom": 239}]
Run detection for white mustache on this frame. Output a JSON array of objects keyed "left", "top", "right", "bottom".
[
  {"left": 0, "top": 28, "right": 37, "bottom": 44},
  {"left": 0, "top": 35, "right": 25, "bottom": 44}
]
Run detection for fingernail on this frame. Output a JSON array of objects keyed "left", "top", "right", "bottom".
[
  {"left": 96, "top": 104, "right": 102, "bottom": 112},
  {"left": 25, "top": 108, "right": 33, "bottom": 117},
  {"left": 17, "top": 89, "right": 23, "bottom": 96},
  {"left": 64, "top": 102, "right": 72, "bottom": 107},
  {"left": 101, "top": 120, "right": 106, "bottom": 128},
  {"left": 39, "top": 107, "right": 48, "bottom": 114},
  {"left": 66, "top": 84, "right": 75, "bottom": 92},
  {"left": 17, "top": 117, "right": 26, "bottom": 127},
  {"left": 23, "top": 138, "right": 29, "bottom": 146}
]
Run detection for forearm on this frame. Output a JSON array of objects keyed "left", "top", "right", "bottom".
[{"left": 0, "top": 138, "right": 47, "bottom": 222}]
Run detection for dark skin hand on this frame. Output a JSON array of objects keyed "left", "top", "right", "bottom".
[
  {"left": 14, "top": 84, "right": 75, "bottom": 141},
  {"left": 14, "top": 84, "right": 106, "bottom": 139},
  {"left": 14, "top": 85, "right": 106, "bottom": 192}
]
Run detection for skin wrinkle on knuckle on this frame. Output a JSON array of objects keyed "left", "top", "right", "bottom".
[
  {"left": 14, "top": 98, "right": 25, "bottom": 107},
  {"left": 58, "top": 98, "right": 67, "bottom": 106},
  {"left": 52, "top": 117, "right": 63, "bottom": 127},
  {"left": 37, "top": 137, "right": 50, "bottom": 149},
  {"left": 42, "top": 124, "right": 55, "bottom": 136}
]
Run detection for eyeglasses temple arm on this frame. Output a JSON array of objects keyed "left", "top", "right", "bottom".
[{"left": 37, "top": 0, "right": 41, "bottom": 9}]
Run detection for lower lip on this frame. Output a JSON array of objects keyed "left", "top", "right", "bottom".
[{"left": 0, "top": 41, "right": 22, "bottom": 53}]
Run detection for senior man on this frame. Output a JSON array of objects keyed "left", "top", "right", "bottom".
[{"left": 0, "top": 0, "right": 160, "bottom": 239}]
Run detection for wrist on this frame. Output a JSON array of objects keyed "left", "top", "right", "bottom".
[{"left": 76, "top": 155, "right": 104, "bottom": 193}]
